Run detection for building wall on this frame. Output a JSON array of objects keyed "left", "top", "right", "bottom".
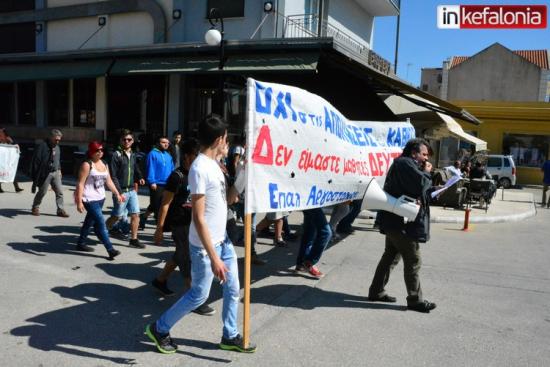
[
  {"left": 539, "top": 69, "right": 550, "bottom": 102},
  {"left": 420, "top": 68, "right": 442, "bottom": 97},
  {"left": 47, "top": 13, "right": 154, "bottom": 51},
  {"left": 455, "top": 100, "right": 550, "bottom": 185},
  {"left": 327, "top": 0, "right": 373, "bottom": 49},
  {"left": 448, "top": 44, "right": 542, "bottom": 102},
  {"left": 45, "top": 0, "right": 171, "bottom": 50}
]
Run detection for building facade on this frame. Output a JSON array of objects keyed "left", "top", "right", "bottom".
[
  {"left": 0, "top": 0, "right": 402, "bottom": 154},
  {"left": 3, "top": 0, "right": 479, "bottom": 177},
  {"left": 421, "top": 43, "right": 550, "bottom": 184}
]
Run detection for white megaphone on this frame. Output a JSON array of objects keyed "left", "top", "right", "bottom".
[{"left": 361, "top": 178, "right": 420, "bottom": 221}]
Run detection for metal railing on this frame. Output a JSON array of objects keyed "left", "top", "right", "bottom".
[
  {"left": 283, "top": 13, "right": 392, "bottom": 75},
  {"left": 390, "top": 0, "right": 401, "bottom": 11}
]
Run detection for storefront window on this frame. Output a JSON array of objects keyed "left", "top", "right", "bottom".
[
  {"left": 0, "top": 1, "right": 35, "bottom": 54},
  {"left": 73, "top": 78, "right": 96, "bottom": 127},
  {"left": 17, "top": 81, "right": 36, "bottom": 125},
  {"left": 0, "top": 82, "right": 15, "bottom": 124},
  {"left": 503, "top": 134, "right": 550, "bottom": 167},
  {"left": 0, "top": 0, "right": 34, "bottom": 12},
  {"left": 437, "top": 136, "right": 459, "bottom": 168},
  {"left": 46, "top": 80, "right": 69, "bottom": 126},
  {"left": 186, "top": 85, "right": 245, "bottom": 138},
  {"left": 224, "top": 85, "right": 246, "bottom": 136}
]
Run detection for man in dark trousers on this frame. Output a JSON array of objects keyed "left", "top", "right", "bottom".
[
  {"left": 368, "top": 138, "right": 437, "bottom": 313},
  {"left": 30, "top": 129, "right": 69, "bottom": 217},
  {"left": 169, "top": 131, "right": 182, "bottom": 169}
]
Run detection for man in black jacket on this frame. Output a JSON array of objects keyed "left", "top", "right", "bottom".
[
  {"left": 106, "top": 129, "right": 145, "bottom": 248},
  {"left": 30, "top": 129, "right": 69, "bottom": 217},
  {"left": 368, "top": 138, "right": 437, "bottom": 313}
]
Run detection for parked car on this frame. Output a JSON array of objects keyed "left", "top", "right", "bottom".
[{"left": 486, "top": 154, "right": 516, "bottom": 188}]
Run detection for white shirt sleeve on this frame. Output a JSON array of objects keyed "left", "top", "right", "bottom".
[{"left": 189, "top": 165, "right": 207, "bottom": 195}]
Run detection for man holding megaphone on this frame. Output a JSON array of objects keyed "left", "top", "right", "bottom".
[{"left": 367, "top": 138, "right": 437, "bottom": 313}]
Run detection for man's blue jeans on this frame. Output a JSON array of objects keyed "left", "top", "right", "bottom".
[
  {"left": 296, "top": 208, "right": 332, "bottom": 266},
  {"left": 77, "top": 199, "right": 114, "bottom": 251},
  {"left": 156, "top": 236, "right": 240, "bottom": 339}
]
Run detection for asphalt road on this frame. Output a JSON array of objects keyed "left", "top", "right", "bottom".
[{"left": 0, "top": 186, "right": 548, "bottom": 366}]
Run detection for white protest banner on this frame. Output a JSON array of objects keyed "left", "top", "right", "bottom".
[
  {"left": 245, "top": 78, "right": 415, "bottom": 214},
  {"left": 0, "top": 144, "right": 20, "bottom": 183}
]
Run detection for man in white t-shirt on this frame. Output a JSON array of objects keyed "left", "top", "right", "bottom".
[{"left": 146, "top": 115, "right": 256, "bottom": 355}]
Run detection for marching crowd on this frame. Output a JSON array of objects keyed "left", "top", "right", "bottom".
[{"left": 1, "top": 119, "right": 439, "bottom": 355}]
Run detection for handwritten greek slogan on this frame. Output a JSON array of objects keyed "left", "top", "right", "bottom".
[
  {"left": 244, "top": 79, "right": 415, "bottom": 214},
  {"left": 0, "top": 144, "right": 20, "bottom": 183}
]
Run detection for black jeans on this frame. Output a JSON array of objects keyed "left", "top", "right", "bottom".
[
  {"left": 147, "top": 185, "right": 165, "bottom": 220},
  {"left": 336, "top": 199, "right": 362, "bottom": 232},
  {"left": 172, "top": 225, "right": 191, "bottom": 279}
]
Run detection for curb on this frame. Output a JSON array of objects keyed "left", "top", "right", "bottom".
[
  {"left": 431, "top": 205, "right": 536, "bottom": 223},
  {"left": 356, "top": 193, "right": 537, "bottom": 224}
]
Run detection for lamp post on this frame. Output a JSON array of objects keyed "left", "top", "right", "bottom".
[
  {"left": 205, "top": 8, "right": 226, "bottom": 70},
  {"left": 205, "top": 8, "right": 226, "bottom": 116}
]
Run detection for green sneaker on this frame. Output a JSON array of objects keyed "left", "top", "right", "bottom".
[
  {"left": 145, "top": 323, "right": 178, "bottom": 354},
  {"left": 220, "top": 334, "right": 257, "bottom": 353}
]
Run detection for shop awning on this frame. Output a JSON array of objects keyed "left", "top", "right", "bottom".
[
  {"left": 110, "top": 53, "right": 319, "bottom": 75},
  {"left": 383, "top": 94, "right": 487, "bottom": 151},
  {"left": 436, "top": 112, "right": 487, "bottom": 151},
  {"left": 321, "top": 51, "right": 481, "bottom": 125},
  {"left": 0, "top": 59, "right": 113, "bottom": 82}
]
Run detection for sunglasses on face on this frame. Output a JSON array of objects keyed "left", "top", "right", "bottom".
[
  {"left": 122, "top": 138, "right": 133, "bottom": 142},
  {"left": 96, "top": 149, "right": 104, "bottom": 152}
]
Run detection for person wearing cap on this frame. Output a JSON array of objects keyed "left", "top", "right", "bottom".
[{"left": 74, "top": 141, "right": 125, "bottom": 260}]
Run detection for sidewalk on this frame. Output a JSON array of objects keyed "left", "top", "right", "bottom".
[
  {"left": 358, "top": 187, "right": 537, "bottom": 224},
  {"left": 1, "top": 181, "right": 549, "bottom": 366}
]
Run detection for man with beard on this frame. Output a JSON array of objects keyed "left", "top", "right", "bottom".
[{"left": 368, "top": 138, "right": 437, "bottom": 313}]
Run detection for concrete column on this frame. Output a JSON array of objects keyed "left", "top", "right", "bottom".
[
  {"left": 35, "top": 0, "right": 46, "bottom": 53},
  {"left": 68, "top": 79, "right": 74, "bottom": 128},
  {"left": 166, "top": 74, "right": 183, "bottom": 135},
  {"left": 96, "top": 77, "right": 107, "bottom": 140},
  {"left": 36, "top": 81, "right": 46, "bottom": 128},
  {"left": 170, "top": 0, "right": 185, "bottom": 42},
  {"left": 441, "top": 60, "right": 450, "bottom": 100}
]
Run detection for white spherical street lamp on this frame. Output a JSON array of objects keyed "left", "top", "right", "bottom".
[
  {"left": 205, "top": 28, "right": 222, "bottom": 46},
  {"left": 205, "top": 8, "right": 226, "bottom": 70}
]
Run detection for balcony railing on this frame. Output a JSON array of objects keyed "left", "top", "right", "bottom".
[
  {"left": 390, "top": 0, "right": 401, "bottom": 11},
  {"left": 283, "top": 14, "right": 392, "bottom": 75}
]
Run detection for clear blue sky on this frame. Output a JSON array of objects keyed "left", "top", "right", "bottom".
[{"left": 373, "top": 0, "right": 550, "bottom": 87}]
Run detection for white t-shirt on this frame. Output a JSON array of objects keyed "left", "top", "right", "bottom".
[{"left": 188, "top": 153, "right": 227, "bottom": 247}]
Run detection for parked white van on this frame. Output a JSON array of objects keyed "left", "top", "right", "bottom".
[{"left": 486, "top": 155, "right": 516, "bottom": 188}]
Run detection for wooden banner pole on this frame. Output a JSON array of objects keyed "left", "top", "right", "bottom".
[{"left": 242, "top": 213, "right": 252, "bottom": 348}]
